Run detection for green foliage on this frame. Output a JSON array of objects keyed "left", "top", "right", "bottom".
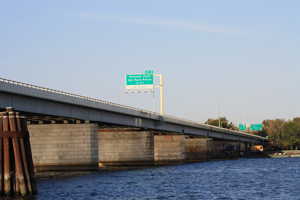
[
  {"left": 266, "top": 119, "right": 285, "bottom": 145},
  {"left": 263, "top": 117, "right": 300, "bottom": 150},
  {"left": 205, "top": 117, "right": 234, "bottom": 129},
  {"left": 204, "top": 116, "right": 300, "bottom": 150},
  {"left": 262, "top": 119, "right": 273, "bottom": 127},
  {"left": 282, "top": 119, "right": 300, "bottom": 150},
  {"left": 292, "top": 117, "right": 300, "bottom": 125},
  {"left": 254, "top": 129, "right": 268, "bottom": 137}
]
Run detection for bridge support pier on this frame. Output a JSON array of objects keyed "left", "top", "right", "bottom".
[
  {"left": 154, "top": 134, "right": 185, "bottom": 165},
  {"left": 28, "top": 123, "right": 99, "bottom": 171},
  {"left": 98, "top": 129, "right": 154, "bottom": 167},
  {"left": 245, "top": 142, "right": 251, "bottom": 156}
]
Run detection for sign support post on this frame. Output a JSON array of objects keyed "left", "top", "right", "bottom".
[
  {"left": 152, "top": 85, "right": 155, "bottom": 113},
  {"left": 124, "top": 70, "right": 164, "bottom": 116},
  {"left": 154, "top": 74, "right": 164, "bottom": 116}
]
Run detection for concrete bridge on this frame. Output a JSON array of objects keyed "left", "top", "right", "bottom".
[{"left": 0, "top": 78, "right": 265, "bottom": 170}]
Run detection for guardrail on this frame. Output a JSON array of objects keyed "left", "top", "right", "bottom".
[{"left": 0, "top": 77, "right": 264, "bottom": 139}]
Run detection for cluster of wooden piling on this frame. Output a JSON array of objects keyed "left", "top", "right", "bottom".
[{"left": 0, "top": 107, "right": 37, "bottom": 196}]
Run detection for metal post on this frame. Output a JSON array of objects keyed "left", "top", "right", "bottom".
[
  {"left": 152, "top": 89, "right": 155, "bottom": 113},
  {"left": 250, "top": 116, "right": 252, "bottom": 134},
  {"left": 154, "top": 74, "right": 164, "bottom": 116},
  {"left": 218, "top": 102, "right": 220, "bottom": 127},
  {"left": 160, "top": 75, "right": 164, "bottom": 116}
]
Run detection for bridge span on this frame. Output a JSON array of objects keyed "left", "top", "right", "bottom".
[{"left": 0, "top": 78, "right": 265, "bottom": 170}]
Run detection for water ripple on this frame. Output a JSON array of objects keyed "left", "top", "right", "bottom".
[{"left": 10, "top": 158, "right": 300, "bottom": 199}]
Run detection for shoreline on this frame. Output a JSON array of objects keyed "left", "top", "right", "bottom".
[{"left": 35, "top": 166, "right": 153, "bottom": 180}]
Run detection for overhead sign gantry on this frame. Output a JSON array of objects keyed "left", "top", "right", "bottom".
[{"left": 125, "top": 70, "right": 164, "bottom": 116}]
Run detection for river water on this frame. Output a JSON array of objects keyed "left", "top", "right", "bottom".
[{"left": 10, "top": 158, "right": 300, "bottom": 199}]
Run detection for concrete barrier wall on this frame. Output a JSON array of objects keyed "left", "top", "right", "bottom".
[
  {"left": 98, "top": 130, "right": 154, "bottom": 166},
  {"left": 154, "top": 135, "right": 185, "bottom": 164},
  {"left": 28, "top": 123, "right": 98, "bottom": 170}
]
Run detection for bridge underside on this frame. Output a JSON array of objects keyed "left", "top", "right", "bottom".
[{"left": 1, "top": 106, "right": 261, "bottom": 145}]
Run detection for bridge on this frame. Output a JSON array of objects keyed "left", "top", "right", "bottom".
[{"left": 0, "top": 78, "right": 265, "bottom": 170}]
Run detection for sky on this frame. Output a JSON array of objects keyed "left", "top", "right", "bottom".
[{"left": 1, "top": 1, "right": 299, "bottom": 125}]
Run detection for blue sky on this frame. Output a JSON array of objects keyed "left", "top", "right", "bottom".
[{"left": 1, "top": 1, "right": 299, "bottom": 125}]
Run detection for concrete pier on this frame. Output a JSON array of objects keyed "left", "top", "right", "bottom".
[
  {"left": 28, "top": 123, "right": 99, "bottom": 171},
  {"left": 154, "top": 135, "right": 185, "bottom": 165},
  {"left": 98, "top": 129, "right": 154, "bottom": 167}
]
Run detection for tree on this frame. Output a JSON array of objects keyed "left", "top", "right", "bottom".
[
  {"left": 292, "top": 117, "right": 300, "bottom": 125},
  {"left": 266, "top": 119, "right": 285, "bottom": 148},
  {"left": 282, "top": 117, "right": 300, "bottom": 150},
  {"left": 254, "top": 128, "right": 268, "bottom": 137},
  {"left": 262, "top": 119, "right": 273, "bottom": 128},
  {"left": 205, "top": 117, "right": 234, "bottom": 129}
]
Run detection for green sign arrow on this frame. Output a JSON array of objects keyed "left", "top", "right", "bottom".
[{"left": 145, "top": 70, "right": 153, "bottom": 74}]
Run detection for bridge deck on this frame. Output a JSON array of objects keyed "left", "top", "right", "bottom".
[{"left": 0, "top": 78, "right": 265, "bottom": 143}]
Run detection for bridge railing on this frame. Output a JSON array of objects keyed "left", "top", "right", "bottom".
[{"left": 0, "top": 78, "right": 254, "bottom": 135}]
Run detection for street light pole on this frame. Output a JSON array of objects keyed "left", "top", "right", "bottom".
[
  {"left": 209, "top": 102, "right": 220, "bottom": 127},
  {"left": 152, "top": 89, "right": 155, "bottom": 113}
]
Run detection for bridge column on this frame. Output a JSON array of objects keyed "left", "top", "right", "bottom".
[
  {"left": 239, "top": 142, "right": 246, "bottom": 157},
  {"left": 243, "top": 142, "right": 250, "bottom": 156},
  {"left": 28, "top": 123, "right": 99, "bottom": 171},
  {"left": 98, "top": 129, "right": 154, "bottom": 167},
  {"left": 154, "top": 134, "right": 185, "bottom": 165}
]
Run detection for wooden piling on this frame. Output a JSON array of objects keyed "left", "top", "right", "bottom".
[
  {"left": 0, "top": 108, "right": 37, "bottom": 196},
  {"left": 0, "top": 112, "right": 4, "bottom": 194},
  {"left": 21, "top": 117, "right": 37, "bottom": 195},
  {"left": 3, "top": 113, "right": 11, "bottom": 196},
  {"left": 8, "top": 112, "right": 27, "bottom": 196},
  {"left": 16, "top": 113, "right": 32, "bottom": 195}
]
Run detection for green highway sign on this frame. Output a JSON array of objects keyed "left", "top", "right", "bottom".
[
  {"left": 250, "top": 124, "right": 262, "bottom": 131},
  {"left": 239, "top": 124, "right": 247, "bottom": 131},
  {"left": 125, "top": 74, "right": 154, "bottom": 90},
  {"left": 145, "top": 70, "right": 153, "bottom": 74}
]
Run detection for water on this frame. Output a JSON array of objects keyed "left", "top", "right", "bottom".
[{"left": 11, "top": 158, "right": 300, "bottom": 199}]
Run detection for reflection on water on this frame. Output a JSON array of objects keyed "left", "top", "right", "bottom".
[{"left": 9, "top": 158, "right": 300, "bottom": 199}]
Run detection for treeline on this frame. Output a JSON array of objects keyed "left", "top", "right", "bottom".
[
  {"left": 259, "top": 118, "right": 300, "bottom": 150},
  {"left": 205, "top": 117, "right": 300, "bottom": 150}
]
